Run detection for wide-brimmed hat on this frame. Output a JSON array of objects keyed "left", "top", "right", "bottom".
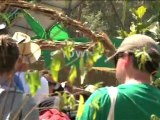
[
  {"left": 107, "top": 34, "right": 160, "bottom": 62},
  {"left": 12, "top": 32, "right": 41, "bottom": 64}
]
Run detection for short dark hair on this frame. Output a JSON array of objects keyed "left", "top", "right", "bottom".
[{"left": 0, "top": 35, "right": 19, "bottom": 73}]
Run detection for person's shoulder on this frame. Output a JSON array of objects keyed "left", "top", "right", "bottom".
[{"left": 88, "top": 87, "right": 110, "bottom": 100}]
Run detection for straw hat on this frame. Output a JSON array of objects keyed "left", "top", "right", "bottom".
[{"left": 12, "top": 32, "right": 41, "bottom": 64}]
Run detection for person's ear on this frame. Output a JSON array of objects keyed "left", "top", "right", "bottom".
[{"left": 124, "top": 53, "right": 131, "bottom": 67}]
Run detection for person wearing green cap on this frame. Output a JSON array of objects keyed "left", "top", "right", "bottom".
[{"left": 76, "top": 34, "right": 160, "bottom": 120}]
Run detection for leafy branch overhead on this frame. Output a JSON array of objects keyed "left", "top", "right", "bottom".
[
  {"left": 118, "top": 5, "right": 160, "bottom": 39},
  {"left": 1, "top": 0, "right": 116, "bottom": 56}
]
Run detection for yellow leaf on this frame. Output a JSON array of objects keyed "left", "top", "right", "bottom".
[
  {"left": 77, "top": 95, "right": 85, "bottom": 119},
  {"left": 136, "top": 6, "right": 147, "bottom": 19},
  {"left": 68, "top": 65, "right": 77, "bottom": 85}
]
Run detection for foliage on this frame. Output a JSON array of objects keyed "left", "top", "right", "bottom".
[
  {"left": 117, "top": 2, "right": 160, "bottom": 40},
  {"left": 68, "top": 65, "right": 77, "bottom": 85},
  {"left": 151, "top": 114, "right": 160, "bottom": 120},
  {"left": 61, "top": 91, "right": 76, "bottom": 110},
  {"left": 90, "top": 95, "right": 100, "bottom": 120},
  {"left": 134, "top": 47, "right": 152, "bottom": 70},
  {"left": 77, "top": 95, "right": 84, "bottom": 119},
  {"left": 25, "top": 70, "right": 41, "bottom": 96},
  {"left": 0, "top": 13, "right": 10, "bottom": 26},
  {"left": 50, "top": 50, "right": 65, "bottom": 82}
]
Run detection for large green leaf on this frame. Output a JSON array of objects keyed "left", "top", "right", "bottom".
[
  {"left": 23, "top": 10, "right": 47, "bottom": 39},
  {"left": 50, "top": 50, "right": 64, "bottom": 82},
  {"left": 49, "top": 23, "right": 69, "bottom": 41}
]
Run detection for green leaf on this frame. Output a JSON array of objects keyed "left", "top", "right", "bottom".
[
  {"left": 136, "top": 6, "right": 147, "bottom": 19},
  {"left": 134, "top": 47, "right": 152, "bottom": 70},
  {"left": 90, "top": 95, "right": 100, "bottom": 120},
  {"left": 86, "top": 55, "right": 94, "bottom": 69},
  {"left": 63, "top": 41, "right": 74, "bottom": 60},
  {"left": 77, "top": 95, "right": 85, "bottom": 119},
  {"left": 68, "top": 65, "right": 77, "bottom": 85},
  {"left": 94, "top": 82, "right": 103, "bottom": 88},
  {"left": 0, "top": 13, "right": 10, "bottom": 26},
  {"left": 79, "top": 56, "right": 84, "bottom": 69},
  {"left": 92, "top": 42, "right": 104, "bottom": 62},
  {"left": 49, "top": 23, "right": 69, "bottom": 41},
  {"left": 25, "top": 70, "right": 41, "bottom": 96},
  {"left": 50, "top": 50, "right": 64, "bottom": 82},
  {"left": 23, "top": 10, "right": 47, "bottom": 39},
  {"left": 62, "top": 92, "right": 68, "bottom": 105},
  {"left": 80, "top": 69, "right": 87, "bottom": 85},
  {"left": 150, "top": 114, "right": 160, "bottom": 120},
  {"left": 130, "top": 22, "right": 136, "bottom": 32},
  {"left": 79, "top": 57, "right": 87, "bottom": 85},
  {"left": 68, "top": 95, "right": 76, "bottom": 109}
]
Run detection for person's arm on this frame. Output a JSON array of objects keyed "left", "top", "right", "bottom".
[
  {"left": 14, "top": 73, "right": 24, "bottom": 92},
  {"left": 76, "top": 87, "right": 111, "bottom": 120}
]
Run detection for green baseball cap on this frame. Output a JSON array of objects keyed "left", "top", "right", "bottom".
[{"left": 107, "top": 34, "right": 160, "bottom": 62}]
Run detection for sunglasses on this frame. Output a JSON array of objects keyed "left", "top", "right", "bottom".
[{"left": 114, "top": 52, "right": 133, "bottom": 66}]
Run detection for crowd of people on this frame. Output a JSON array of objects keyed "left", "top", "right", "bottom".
[{"left": 0, "top": 30, "right": 160, "bottom": 120}]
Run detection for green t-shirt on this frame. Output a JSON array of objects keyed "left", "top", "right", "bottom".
[{"left": 76, "top": 84, "right": 160, "bottom": 120}]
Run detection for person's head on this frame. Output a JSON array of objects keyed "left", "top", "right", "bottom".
[
  {"left": 0, "top": 35, "right": 19, "bottom": 76},
  {"left": 109, "top": 34, "right": 160, "bottom": 83},
  {"left": 13, "top": 32, "right": 41, "bottom": 71},
  {"left": 41, "top": 70, "right": 64, "bottom": 95}
]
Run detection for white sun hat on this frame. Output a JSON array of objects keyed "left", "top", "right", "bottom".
[{"left": 12, "top": 32, "right": 41, "bottom": 64}]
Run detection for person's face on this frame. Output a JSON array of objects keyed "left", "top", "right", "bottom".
[{"left": 115, "top": 52, "right": 128, "bottom": 83}]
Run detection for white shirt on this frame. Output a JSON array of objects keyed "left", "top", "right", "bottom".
[{"left": 33, "top": 76, "right": 49, "bottom": 104}]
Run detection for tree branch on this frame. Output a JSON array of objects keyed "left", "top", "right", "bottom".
[{"left": 1, "top": 0, "right": 116, "bottom": 56}]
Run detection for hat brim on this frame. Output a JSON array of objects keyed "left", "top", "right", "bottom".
[
  {"left": 12, "top": 32, "right": 31, "bottom": 44},
  {"left": 19, "top": 42, "right": 41, "bottom": 64},
  {"left": 105, "top": 52, "right": 118, "bottom": 62}
]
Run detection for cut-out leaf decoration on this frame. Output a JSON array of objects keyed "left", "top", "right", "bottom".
[
  {"left": 62, "top": 92, "right": 68, "bottom": 105},
  {"left": 25, "top": 70, "right": 41, "bottom": 96},
  {"left": 91, "top": 95, "right": 100, "bottom": 120},
  {"left": 135, "top": 47, "right": 152, "bottom": 70},
  {"left": 68, "top": 65, "right": 77, "bottom": 85},
  {"left": 23, "top": 10, "right": 47, "bottom": 39},
  {"left": 63, "top": 41, "right": 74, "bottom": 60},
  {"left": 68, "top": 94, "right": 76, "bottom": 110},
  {"left": 94, "top": 82, "right": 103, "bottom": 88},
  {"left": 79, "top": 57, "right": 87, "bottom": 85},
  {"left": 135, "top": 6, "right": 147, "bottom": 19},
  {"left": 50, "top": 50, "right": 64, "bottom": 82},
  {"left": 79, "top": 56, "right": 84, "bottom": 68},
  {"left": 80, "top": 68, "right": 87, "bottom": 85},
  {"left": 77, "top": 95, "right": 85, "bottom": 119},
  {"left": 49, "top": 23, "right": 69, "bottom": 41},
  {"left": 86, "top": 55, "right": 94, "bottom": 69},
  {"left": 92, "top": 42, "right": 104, "bottom": 62}
]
